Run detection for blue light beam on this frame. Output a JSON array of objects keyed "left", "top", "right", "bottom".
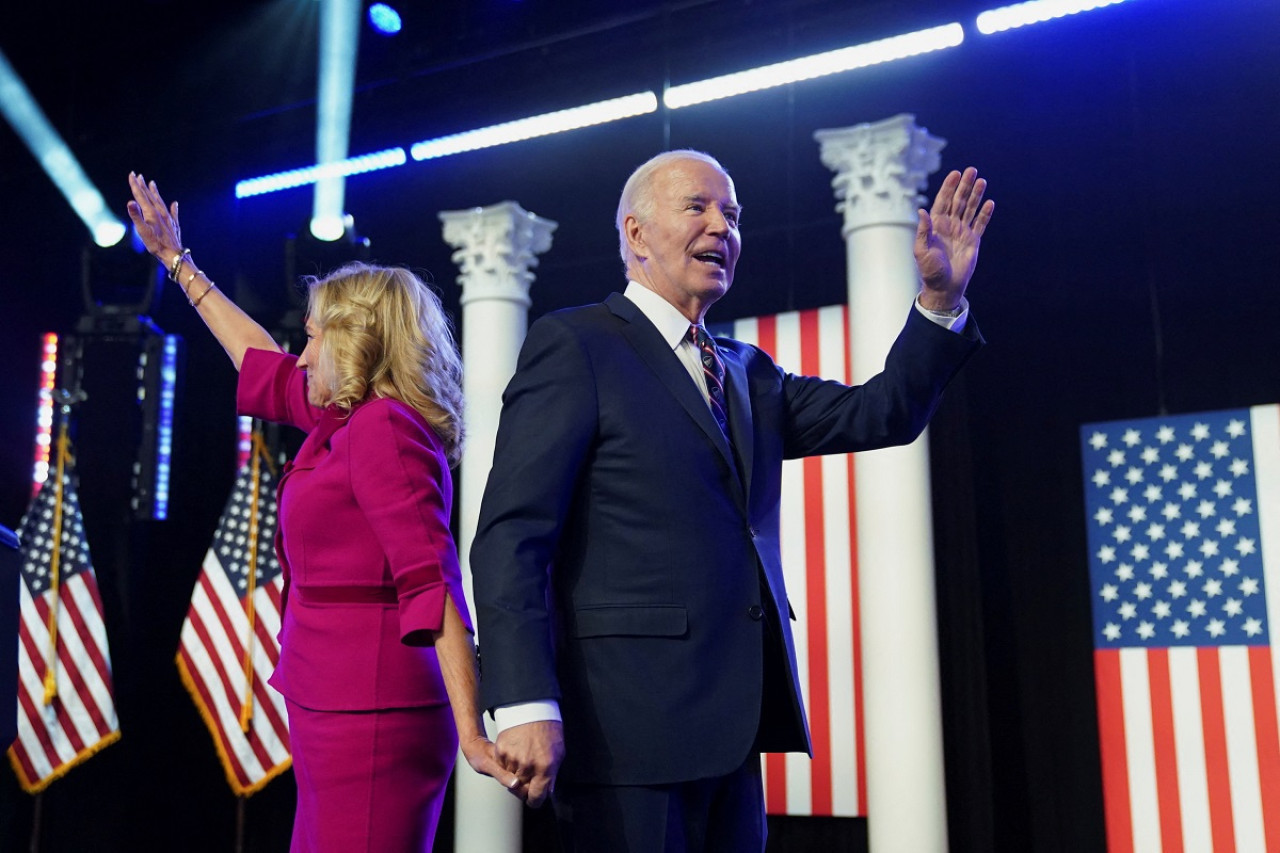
[
  {"left": 0, "top": 49, "right": 127, "bottom": 246},
  {"left": 312, "top": 0, "right": 362, "bottom": 241}
]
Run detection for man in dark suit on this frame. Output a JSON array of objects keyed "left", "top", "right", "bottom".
[{"left": 470, "top": 149, "right": 994, "bottom": 850}]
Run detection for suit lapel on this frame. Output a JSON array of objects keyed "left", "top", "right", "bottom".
[
  {"left": 718, "top": 345, "right": 754, "bottom": 496},
  {"left": 291, "top": 408, "right": 346, "bottom": 471},
  {"left": 606, "top": 294, "right": 745, "bottom": 502}
]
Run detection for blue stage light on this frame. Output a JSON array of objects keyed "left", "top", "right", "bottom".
[
  {"left": 665, "top": 24, "right": 964, "bottom": 109},
  {"left": 977, "top": 0, "right": 1133, "bottom": 34},
  {"left": 235, "top": 148, "right": 406, "bottom": 198},
  {"left": 409, "top": 92, "right": 658, "bottom": 161},
  {"left": 369, "top": 3, "right": 402, "bottom": 35},
  {"left": 152, "top": 335, "right": 180, "bottom": 521}
]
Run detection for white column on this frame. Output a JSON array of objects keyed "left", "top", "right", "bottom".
[
  {"left": 815, "top": 114, "right": 949, "bottom": 853},
  {"left": 440, "top": 201, "right": 557, "bottom": 853}
]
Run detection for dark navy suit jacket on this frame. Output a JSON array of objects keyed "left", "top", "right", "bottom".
[{"left": 471, "top": 292, "right": 982, "bottom": 786}]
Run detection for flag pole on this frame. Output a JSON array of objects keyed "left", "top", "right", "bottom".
[
  {"left": 237, "top": 432, "right": 266, "bottom": 733},
  {"left": 40, "top": 339, "right": 87, "bottom": 706},
  {"left": 40, "top": 420, "right": 77, "bottom": 705},
  {"left": 29, "top": 790, "right": 42, "bottom": 852}
]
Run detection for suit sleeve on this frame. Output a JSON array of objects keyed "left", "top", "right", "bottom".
[
  {"left": 236, "top": 347, "right": 323, "bottom": 432},
  {"left": 348, "top": 401, "right": 472, "bottom": 644},
  {"left": 470, "top": 314, "right": 599, "bottom": 711},
  {"left": 780, "top": 307, "right": 983, "bottom": 458}
]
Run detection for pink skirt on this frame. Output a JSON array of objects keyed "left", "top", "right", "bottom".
[{"left": 286, "top": 699, "right": 458, "bottom": 852}]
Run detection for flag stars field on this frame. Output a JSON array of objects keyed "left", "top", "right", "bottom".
[{"left": 1082, "top": 409, "right": 1271, "bottom": 649}]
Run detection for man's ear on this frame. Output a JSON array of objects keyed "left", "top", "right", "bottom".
[{"left": 623, "top": 213, "right": 647, "bottom": 261}]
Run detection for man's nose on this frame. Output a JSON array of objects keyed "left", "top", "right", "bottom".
[{"left": 705, "top": 206, "right": 729, "bottom": 234}]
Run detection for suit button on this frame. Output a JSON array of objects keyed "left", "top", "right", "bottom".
[
  {"left": 748, "top": 526, "right": 758, "bottom": 538},
  {"left": 747, "top": 605, "right": 764, "bottom": 621}
]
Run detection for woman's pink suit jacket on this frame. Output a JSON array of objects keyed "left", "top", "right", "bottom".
[{"left": 236, "top": 347, "right": 472, "bottom": 712}]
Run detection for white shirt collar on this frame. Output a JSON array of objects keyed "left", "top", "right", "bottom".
[{"left": 623, "top": 281, "right": 697, "bottom": 351}]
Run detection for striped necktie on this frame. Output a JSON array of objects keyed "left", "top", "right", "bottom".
[{"left": 690, "top": 324, "right": 730, "bottom": 440}]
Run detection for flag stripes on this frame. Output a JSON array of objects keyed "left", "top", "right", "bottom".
[
  {"left": 174, "top": 461, "right": 291, "bottom": 795},
  {"left": 7, "top": 463, "right": 120, "bottom": 793},
  {"left": 716, "top": 304, "right": 865, "bottom": 818}
]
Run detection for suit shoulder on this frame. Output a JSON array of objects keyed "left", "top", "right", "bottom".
[
  {"left": 532, "top": 300, "right": 613, "bottom": 327},
  {"left": 527, "top": 300, "right": 623, "bottom": 344},
  {"left": 715, "top": 335, "right": 775, "bottom": 365},
  {"left": 346, "top": 398, "right": 442, "bottom": 448}
]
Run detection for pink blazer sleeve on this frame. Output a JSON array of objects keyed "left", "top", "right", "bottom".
[
  {"left": 236, "top": 347, "right": 323, "bottom": 432},
  {"left": 347, "top": 400, "right": 473, "bottom": 642}
]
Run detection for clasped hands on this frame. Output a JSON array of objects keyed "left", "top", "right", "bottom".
[
  {"left": 459, "top": 719, "right": 563, "bottom": 807},
  {"left": 488, "top": 719, "right": 565, "bottom": 808}
]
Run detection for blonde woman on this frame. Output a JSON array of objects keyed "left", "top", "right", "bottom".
[{"left": 127, "top": 174, "right": 515, "bottom": 852}]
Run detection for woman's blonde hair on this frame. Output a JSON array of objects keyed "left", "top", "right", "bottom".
[{"left": 305, "top": 262, "right": 465, "bottom": 465}]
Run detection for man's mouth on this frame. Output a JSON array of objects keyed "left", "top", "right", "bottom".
[{"left": 694, "top": 251, "right": 726, "bottom": 268}]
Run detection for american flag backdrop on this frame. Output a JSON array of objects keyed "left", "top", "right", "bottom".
[
  {"left": 7, "top": 440, "right": 120, "bottom": 792},
  {"left": 714, "top": 304, "right": 867, "bottom": 818},
  {"left": 175, "top": 448, "right": 291, "bottom": 795},
  {"left": 1081, "top": 406, "right": 1280, "bottom": 852}
]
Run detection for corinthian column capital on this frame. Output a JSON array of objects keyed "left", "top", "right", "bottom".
[
  {"left": 814, "top": 113, "right": 945, "bottom": 234},
  {"left": 439, "top": 201, "right": 557, "bottom": 308}
]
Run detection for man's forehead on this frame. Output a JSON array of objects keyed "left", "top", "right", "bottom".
[{"left": 659, "top": 160, "right": 736, "bottom": 200}]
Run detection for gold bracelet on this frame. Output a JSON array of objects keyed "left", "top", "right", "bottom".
[
  {"left": 169, "top": 248, "right": 190, "bottom": 282},
  {"left": 189, "top": 281, "right": 217, "bottom": 308}
]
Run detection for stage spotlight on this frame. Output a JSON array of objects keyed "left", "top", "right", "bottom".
[
  {"left": 976, "top": 0, "right": 1132, "bottom": 34},
  {"left": 1, "top": 49, "right": 127, "bottom": 247},
  {"left": 310, "top": 212, "right": 353, "bottom": 242},
  {"left": 664, "top": 24, "right": 964, "bottom": 109},
  {"left": 286, "top": 217, "right": 371, "bottom": 291},
  {"left": 79, "top": 239, "right": 161, "bottom": 331},
  {"left": 369, "top": 3, "right": 401, "bottom": 35}
]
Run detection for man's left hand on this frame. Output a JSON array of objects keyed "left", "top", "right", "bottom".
[{"left": 914, "top": 167, "right": 995, "bottom": 311}]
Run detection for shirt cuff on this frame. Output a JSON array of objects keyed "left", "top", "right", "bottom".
[
  {"left": 915, "top": 295, "right": 969, "bottom": 333},
  {"left": 493, "top": 700, "right": 562, "bottom": 734}
]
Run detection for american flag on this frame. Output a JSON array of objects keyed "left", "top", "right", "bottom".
[
  {"left": 714, "top": 304, "right": 866, "bottom": 817},
  {"left": 1081, "top": 406, "right": 1280, "bottom": 852},
  {"left": 175, "top": 450, "right": 291, "bottom": 795},
  {"left": 7, "top": 447, "right": 120, "bottom": 792}
]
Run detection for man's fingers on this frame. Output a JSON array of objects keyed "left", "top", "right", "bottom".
[
  {"left": 915, "top": 209, "right": 932, "bottom": 250},
  {"left": 524, "top": 775, "right": 554, "bottom": 808},
  {"left": 961, "top": 176, "right": 987, "bottom": 224},
  {"left": 930, "top": 170, "right": 961, "bottom": 219},
  {"left": 972, "top": 199, "right": 995, "bottom": 239}
]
